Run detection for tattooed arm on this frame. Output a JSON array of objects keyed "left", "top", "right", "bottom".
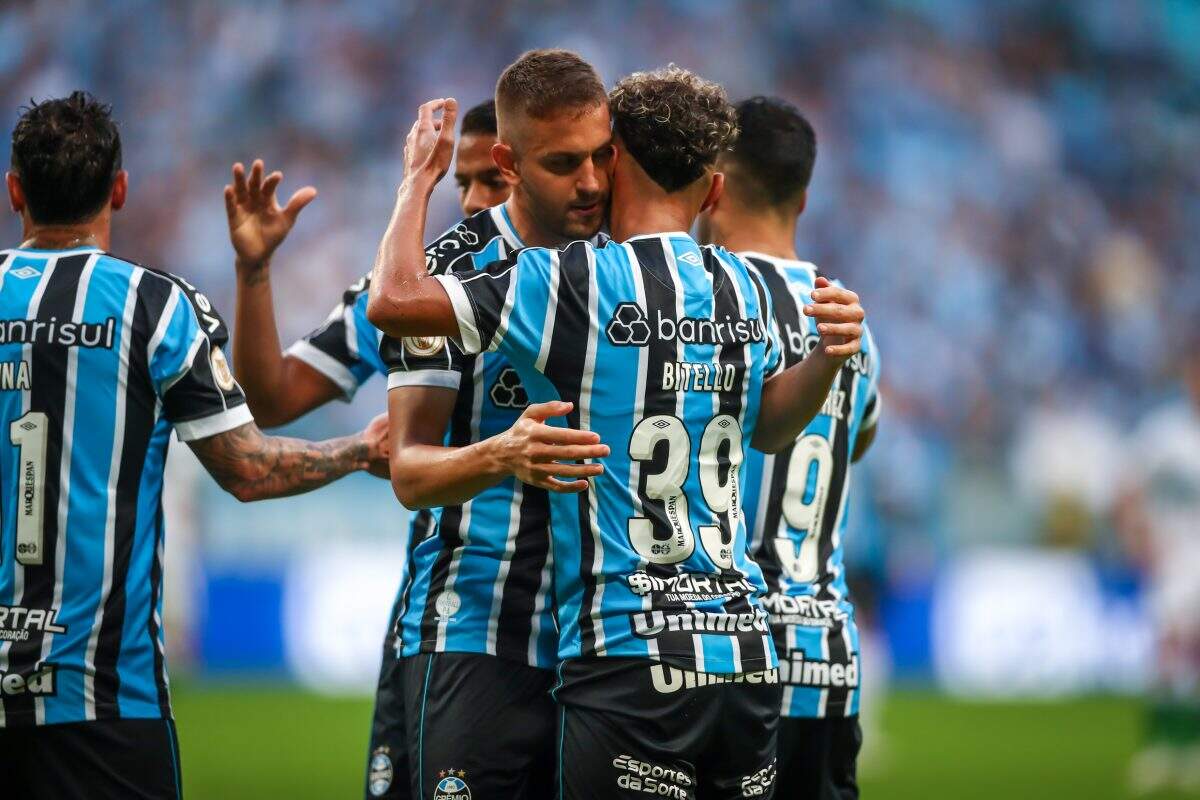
[{"left": 187, "top": 414, "right": 389, "bottom": 502}]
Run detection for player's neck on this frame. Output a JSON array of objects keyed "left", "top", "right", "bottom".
[
  {"left": 504, "top": 196, "right": 566, "bottom": 249},
  {"left": 610, "top": 197, "right": 696, "bottom": 242},
  {"left": 21, "top": 215, "right": 110, "bottom": 252},
  {"left": 713, "top": 212, "right": 798, "bottom": 262}
]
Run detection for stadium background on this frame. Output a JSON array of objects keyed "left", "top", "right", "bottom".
[{"left": 3, "top": 0, "right": 1198, "bottom": 797}]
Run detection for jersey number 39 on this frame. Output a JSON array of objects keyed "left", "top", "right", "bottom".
[{"left": 628, "top": 413, "right": 742, "bottom": 569}]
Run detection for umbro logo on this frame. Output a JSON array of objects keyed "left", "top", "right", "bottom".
[
  {"left": 9, "top": 266, "right": 41, "bottom": 280},
  {"left": 678, "top": 251, "right": 702, "bottom": 266}
]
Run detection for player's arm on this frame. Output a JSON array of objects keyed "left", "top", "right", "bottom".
[
  {"left": 753, "top": 277, "right": 865, "bottom": 453},
  {"left": 851, "top": 421, "right": 877, "bottom": 463},
  {"left": 188, "top": 416, "right": 387, "bottom": 502},
  {"left": 224, "top": 159, "right": 343, "bottom": 426},
  {"left": 366, "top": 99, "right": 464, "bottom": 339},
  {"left": 388, "top": 390, "right": 606, "bottom": 509}
]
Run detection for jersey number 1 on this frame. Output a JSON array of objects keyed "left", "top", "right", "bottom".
[{"left": 9, "top": 411, "right": 48, "bottom": 565}]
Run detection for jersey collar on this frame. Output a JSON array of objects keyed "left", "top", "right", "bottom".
[{"left": 489, "top": 203, "right": 525, "bottom": 251}]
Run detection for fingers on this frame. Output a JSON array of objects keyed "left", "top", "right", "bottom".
[
  {"left": 534, "top": 444, "right": 611, "bottom": 462},
  {"left": 822, "top": 341, "right": 862, "bottom": 358},
  {"left": 223, "top": 184, "right": 237, "bottom": 221},
  {"left": 261, "top": 170, "right": 283, "bottom": 201},
  {"left": 417, "top": 98, "right": 445, "bottom": 131},
  {"left": 282, "top": 186, "right": 318, "bottom": 224},
  {"left": 539, "top": 478, "right": 591, "bottom": 494},
  {"left": 529, "top": 462, "right": 604, "bottom": 479},
  {"left": 804, "top": 302, "right": 864, "bottom": 323},
  {"left": 809, "top": 284, "right": 858, "bottom": 305},
  {"left": 247, "top": 159, "right": 264, "bottom": 200},
  {"left": 816, "top": 322, "right": 862, "bottom": 338},
  {"left": 231, "top": 162, "right": 249, "bottom": 204},
  {"left": 439, "top": 98, "right": 458, "bottom": 140},
  {"left": 521, "top": 400, "right": 574, "bottom": 423},
  {"left": 536, "top": 426, "right": 602, "bottom": 448}
]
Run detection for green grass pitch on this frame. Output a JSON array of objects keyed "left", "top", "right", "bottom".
[{"left": 171, "top": 684, "right": 1194, "bottom": 799}]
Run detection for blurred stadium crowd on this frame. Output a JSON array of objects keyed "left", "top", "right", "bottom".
[{"left": 3, "top": 0, "right": 1198, "bottom": 587}]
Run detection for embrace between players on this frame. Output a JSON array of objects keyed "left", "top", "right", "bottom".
[{"left": 2, "top": 49, "right": 878, "bottom": 800}]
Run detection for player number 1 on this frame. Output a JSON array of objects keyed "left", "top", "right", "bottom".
[{"left": 9, "top": 411, "right": 48, "bottom": 566}]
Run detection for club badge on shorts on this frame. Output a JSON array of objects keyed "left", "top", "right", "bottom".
[
  {"left": 368, "top": 746, "right": 394, "bottom": 797},
  {"left": 434, "top": 769, "right": 471, "bottom": 800}
]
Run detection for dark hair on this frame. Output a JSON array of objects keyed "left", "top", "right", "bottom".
[
  {"left": 495, "top": 49, "right": 606, "bottom": 125},
  {"left": 10, "top": 91, "right": 123, "bottom": 225},
  {"left": 724, "top": 96, "right": 816, "bottom": 208},
  {"left": 609, "top": 66, "right": 738, "bottom": 192},
  {"left": 460, "top": 99, "right": 498, "bottom": 137}
]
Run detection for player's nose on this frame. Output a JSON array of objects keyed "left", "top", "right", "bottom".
[{"left": 461, "top": 184, "right": 488, "bottom": 216}]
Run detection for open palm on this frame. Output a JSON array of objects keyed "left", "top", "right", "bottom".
[{"left": 224, "top": 159, "right": 317, "bottom": 266}]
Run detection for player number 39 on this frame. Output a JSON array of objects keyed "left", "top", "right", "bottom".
[{"left": 627, "top": 414, "right": 742, "bottom": 569}]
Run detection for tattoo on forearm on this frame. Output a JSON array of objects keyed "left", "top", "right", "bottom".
[{"left": 191, "top": 422, "right": 366, "bottom": 501}]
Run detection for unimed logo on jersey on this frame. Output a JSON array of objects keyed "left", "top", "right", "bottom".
[{"left": 605, "top": 303, "right": 765, "bottom": 348}]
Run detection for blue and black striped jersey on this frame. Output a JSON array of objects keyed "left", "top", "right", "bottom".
[
  {"left": 0, "top": 246, "right": 252, "bottom": 727},
  {"left": 739, "top": 254, "right": 881, "bottom": 718},
  {"left": 378, "top": 205, "right": 560, "bottom": 668},
  {"left": 290, "top": 204, "right": 579, "bottom": 668},
  {"left": 436, "top": 232, "right": 785, "bottom": 674}
]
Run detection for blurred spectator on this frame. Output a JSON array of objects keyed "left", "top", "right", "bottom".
[{"left": 3, "top": 0, "right": 1197, "bottom": 580}]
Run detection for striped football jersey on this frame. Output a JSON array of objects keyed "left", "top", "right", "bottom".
[
  {"left": 0, "top": 246, "right": 251, "bottom": 727},
  {"left": 739, "top": 254, "right": 881, "bottom": 718},
  {"left": 436, "top": 232, "right": 785, "bottom": 674},
  {"left": 378, "top": 205, "right": 559, "bottom": 668}
]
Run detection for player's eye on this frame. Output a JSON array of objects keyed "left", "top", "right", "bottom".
[{"left": 543, "top": 155, "right": 582, "bottom": 175}]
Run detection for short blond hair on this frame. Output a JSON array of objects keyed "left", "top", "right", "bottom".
[{"left": 609, "top": 66, "right": 738, "bottom": 192}]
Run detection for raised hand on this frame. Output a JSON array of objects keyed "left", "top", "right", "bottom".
[
  {"left": 224, "top": 159, "right": 317, "bottom": 273},
  {"left": 493, "top": 401, "right": 609, "bottom": 493},
  {"left": 803, "top": 276, "right": 865, "bottom": 361},
  {"left": 403, "top": 98, "right": 458, "bottom": 186}
]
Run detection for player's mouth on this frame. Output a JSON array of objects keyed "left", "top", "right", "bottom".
[{"left": 568, "top": 201, "right": 600, "bottom": 218}]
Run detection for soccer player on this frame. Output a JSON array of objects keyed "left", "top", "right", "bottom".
[
  {"left": 367, "top": 67, "right": 866, "bottom": 799},
  {"left": 698, "top": 96, "right": 881, "bottom": 800},
  {"left": 1119, "top": 348, "right": 1200, "bottom": 793},
  {"left": 226, "top": 51, "right": 613, "bottom": 800},
  {"left": 0, "top": 92, "right": 386, "bottom": 799}
]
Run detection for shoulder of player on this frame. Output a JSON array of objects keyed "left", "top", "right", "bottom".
[
  {"left": 424, "top": 207, "right": 512, "bottom": 274},
  {"left": 99, "top": 254, "right": 227, "bottom": 334}
]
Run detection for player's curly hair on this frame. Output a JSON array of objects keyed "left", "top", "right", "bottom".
[
  {"left": 10, "top": 90, "right": 122, "bottom": 225},
  {"left": 609, "top": 66, "right": 738, "bottom": 192}
]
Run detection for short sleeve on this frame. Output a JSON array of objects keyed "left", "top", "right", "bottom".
[
  {"left": 433, "top": 245, "right": 563, "bottom": 366},
  {"left": 285, "top": 274, "right": 384, "bottom": 400},
  {"left": 380, "top": 332, "right": 466, "bottom": 392},
  {"left": 148, "top": 276, "right": 253, "bottom": 441}
]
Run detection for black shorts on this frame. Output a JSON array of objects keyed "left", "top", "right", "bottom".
[
  {"left": 402, "top": 651, "right": 557, "bottom": 800},
  {"left": 0, "top": 717, "right": 182, "bottom": 799},
  {"left": 555, "top": 658, "right": 782, "bottom": 800},
  {"left": 364, "top": 628, "right": 412, "bottom": 799},
  {"left": 775, "top": 716, "right": 862, "bottom": 800}
]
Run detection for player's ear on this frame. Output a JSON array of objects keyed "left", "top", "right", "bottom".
[
  {"left": 492, "top": 142, "right": 518, "bottom": 184},
  {"left": 795, "top": 188, "right": 807, "bottom": 218},
  {"left": 6, "top": 172, "right": 24, "bottom": 214},
  {"left": 699, "top": 171, "right": 724, "bottom": 214},
  {"left": 110, "top": 170, "right": 128, "bottom": 212}
]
